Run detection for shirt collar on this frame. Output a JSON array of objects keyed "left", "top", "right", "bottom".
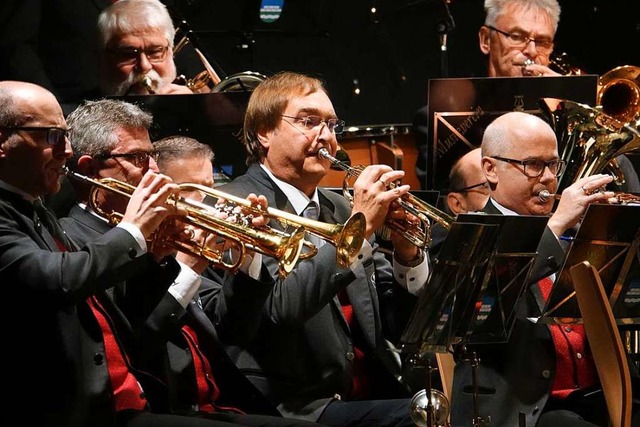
[
  {"left": 489, "top": 197, "right": 519, "bottom": 216},
  {"left": 260, "top": 164, "right": 320, "bottom": 215}
]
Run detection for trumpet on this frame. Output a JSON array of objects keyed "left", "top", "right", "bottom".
[
  {"left": 65, "top": 168, "right": 306, "bottom": 277},
  {"left": 538, "top": 188, "right": 640, "bottom": 204},
  {"left": 179, "top": 183, "right": 367, "bottom": 268},
  {"left": 318, "top": 148, "right": 454, "bottom": 248}
]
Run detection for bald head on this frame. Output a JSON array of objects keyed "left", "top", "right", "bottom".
[
  {"left": 481, "top": 112, "right": 556, "bottom": 157},
  {"left": 0, "top": 81, "right": 64, "bottom": 128},
  {"left": 0, "top": 81, "right": 70, "bottom": 197}
]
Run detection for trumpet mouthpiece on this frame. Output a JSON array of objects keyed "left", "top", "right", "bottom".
[{"left": 538, "top": 189, "right": 560, "bottom": 202}]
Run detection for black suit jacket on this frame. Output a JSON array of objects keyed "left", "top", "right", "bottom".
[
  {"left": 0, "top": 188, "right": 169, "bottom": 427},
  {"left": 219, "top": 164, "right": 415, "bottom": 421},
  {"left": 61, "top": 204, "right": 280, "bottom": 416}
]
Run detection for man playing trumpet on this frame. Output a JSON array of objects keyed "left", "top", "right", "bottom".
[{"left": 217, "top": 71, "right": 431, "bottom": 426}]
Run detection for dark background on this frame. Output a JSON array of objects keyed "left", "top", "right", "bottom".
[{"left": 169, "top": 0, "right": 639, "bottom": 126}]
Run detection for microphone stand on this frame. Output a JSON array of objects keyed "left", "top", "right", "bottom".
[{"left": 437, "top": 0, "right": 456, "bottom": 77}]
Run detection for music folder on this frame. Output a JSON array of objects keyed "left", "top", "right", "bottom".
[
  {"left": 109, "top": 92, "right": 250, "bottom": 179},
  {"left": 425, "top": 74, "right": 599, "bottom": 190},
  {"left": 539, "top": 204, "right": 640, "bottom": 325},
  {"left": 400, "top": 213, "right": 548, "bottom": 355}
]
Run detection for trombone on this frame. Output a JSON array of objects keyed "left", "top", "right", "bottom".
[{"left": 318, "top": 148, "right": 454, "bottom": 249}]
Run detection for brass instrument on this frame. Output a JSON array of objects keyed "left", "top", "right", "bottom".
[
  {"left": 410, "top": 389, "right": 451, "bottom": 427},
  {"left": 177, "top": 183, "right": 367, "bottom": 268},
  {"left": 540, "top": 97, "right": 640, "bottom": 193},
  {"left": 318, "top": 148, "right": 454, "bottom": 248},
  {"left": 597, "top": 65, "right": 640, "bottom": 126},
  {"left": 65, "top": 168, "right": 307, "bottom": 277},
  {"left": 538, "top": 189, "right": 640, "bottom": 204},
  {"left": 173, "top": 21, "right": 266, "bottom": 94}
]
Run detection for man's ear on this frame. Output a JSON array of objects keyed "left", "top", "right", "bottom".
[
  {"left": 447, "top": 192, "right": 466, "bottom": 216},
  {"left": 479, "top": 26, "right": 491, "bottom": 55},
  {"left": 76, "top": 155, "right": 96, "bottom": 177},
  {"left": 482, "top": 156, "right": 498, "bottom": 185},
  {"left": 256, "top": 128, "right": 270, "bottom": 149}
]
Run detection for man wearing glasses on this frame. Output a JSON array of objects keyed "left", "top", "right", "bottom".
[
  {"left": 479, "top": 0, "right": 561, "bottom": 77},
  {"left": 218, "top": 71, "right": 430, "bottom": 426},
  {"left": 98, "top": 0, "right": 192, "bottom": 96},
  {"left": 449, "top": 111, "right": 626, "bottom": 427}
]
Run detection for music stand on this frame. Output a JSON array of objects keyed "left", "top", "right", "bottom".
[
  {"left": 401, "top": 213, "right": 549, "bottom": 353},
  {"left": 400, "top": 220, "right": 500, "bottom": 354},
  {"left": 539, "top": 204, "right": 640, "bottom": 325}
]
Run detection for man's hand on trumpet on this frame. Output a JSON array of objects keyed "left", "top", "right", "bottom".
[
  {"left": 350, "top": 165, "right": 410, "bottom": 239},
  {"left": 173, "top": 192, "right": 270, "bottom": 274},
  {"left": 387, "top": 201, "right": 423, "bottom": 266},
  {"left": 546, "top": 174, "right": 614, "bottom": 238}
]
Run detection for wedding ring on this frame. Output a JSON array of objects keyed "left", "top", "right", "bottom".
[
  {"left": 523, "top": 58, "right": 535, "bottom": 67},
  {"left": 582, "top": 186, "right": 589, "bottom": 195},
  {"left": 378, "top": 179, "right": 387, "bottom": 187}
]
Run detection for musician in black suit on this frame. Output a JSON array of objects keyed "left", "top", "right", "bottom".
[
  {"left": 0, "top": 81, "right": 249, "bottom": 427},
  {"left": 61, "top": 100, "right": 322, "bottom": 427},
  {"left": 216, "top": 71, "right": 431, "bottom": 426},
  {"left": 449, "top": 111, "right": 640, "bottom": 427}
]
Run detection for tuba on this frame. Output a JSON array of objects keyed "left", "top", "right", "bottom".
[
  {"left": 544, "top": 57, "right": 639, "bottom": 189},
  {"left": 539, "top": 95, "right": 640, "bottom": 193}
]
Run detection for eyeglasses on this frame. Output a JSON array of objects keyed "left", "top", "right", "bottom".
[
  {"left": 1, "top": 126, "right": 70, "bottom": 146},
  {"left": 492, "top": 156, "right": 565, "bottom": 178},
  {"left": 452, "top": 181, "right": 490, "bottom": 193},
  {"left": 485, "top": 25, "right": 554, "bottom": 54},
  {"left": 106, "top": 45, "right": 169, "bottom": 66},
  {"left": 281, "top": 115, "right": 345, "bottom": 134},
  {"left": 95, "top": 151, "right": 158, "bottom": 168}
]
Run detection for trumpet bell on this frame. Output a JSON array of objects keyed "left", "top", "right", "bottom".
[{"left": 410, "top": 389, "right": 451, "bottom": 427}]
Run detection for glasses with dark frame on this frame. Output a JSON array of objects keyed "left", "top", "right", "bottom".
[
  {"left": 106, "top": 45, "right": 170, "bottom": 66},
  {"left": 484, "top": 25, "right": 554, "bottom": 54},
  {"left": 1, "top": 126, "right": 70, "bottom": 146},
  {"left": 281, "top": 115, "right": 345, "bottom": 134},
  {"left": 451, "top": 181, "right": 490, "bottom": 193},
  {"left": 492, "top": 156, "right": 565, "bottom": 178},
  {"left": 95, "top": 151, "right": 159, "bottom": 168}
]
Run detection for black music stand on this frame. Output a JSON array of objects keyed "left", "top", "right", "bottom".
[
  {"left": 453, "top": 214, "right": 550, "bottom": 346},
  {"left": 539, "top": 204, "right": 640, "bottom": 325},
  {"left": 400, "top": 220, "right": 500, "bottom": 354},
  {"left": 109, "top": 92, "right": 250, "bottom": 180},
  {"left": 401, "top": 213, "right": 549, "bottom": 352}
]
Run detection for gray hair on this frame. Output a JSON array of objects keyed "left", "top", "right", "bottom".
[
  {"left": 98, "top": 0, "right": 175, "bottom": 49},
  {"left": 484, "top": 0, "right": 561, "bottom": 32},
  {"left": 153, "top": 136, "right": 214, "bottom": 170},
  {"left": 66, "top": 99, "right": 152, "bottom": 169}
]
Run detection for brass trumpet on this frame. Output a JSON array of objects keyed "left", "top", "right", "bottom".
[
  {"left": 538, "top": 188, "right": 640, "bottom": 204},
  {"left": 65, "top": 168, "right": 306, "bottom": 277},
  {"left": 318, "top": 148, "right": 454, "bottom": 248},
  {"left": 179, "top": 183, "right": 367, "bottom": 268}
]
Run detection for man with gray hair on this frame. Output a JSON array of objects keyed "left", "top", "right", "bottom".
[
  {"left": 97, "top": 0, "right": 192, "bottom": 96},
  {"left": 479, "top": 0, "right": 561, "bottom": 77}
]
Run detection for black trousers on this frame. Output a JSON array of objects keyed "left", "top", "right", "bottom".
[
  {"left": 120, "top": 410, "right": 322, "bottom": 426},
  {"left": 318, "top": 398, "right": 415, "bottom": 427}
]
